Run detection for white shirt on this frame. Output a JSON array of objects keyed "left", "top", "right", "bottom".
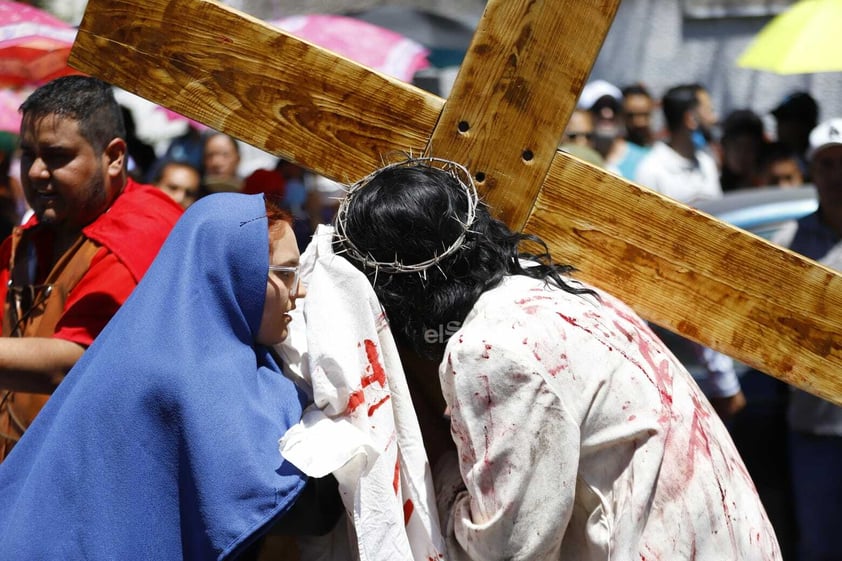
[
  {"left": 634, "top": 141, "right": 722, "bottom": 205},
  {"left": 435, "top": 275, "right": 780, "bottom": 560}
]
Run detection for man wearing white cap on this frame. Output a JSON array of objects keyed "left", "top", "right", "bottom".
[{"left": 771, "top": 117, "right": 842, "bottom": 561}]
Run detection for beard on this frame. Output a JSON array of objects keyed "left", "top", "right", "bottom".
[{"left": 34, "top": 172, "right": 108, "bottom": 231}]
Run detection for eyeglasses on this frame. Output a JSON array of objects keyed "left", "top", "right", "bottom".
[{"left": 268, "top": 265, "right": 300, "bottom": 292}]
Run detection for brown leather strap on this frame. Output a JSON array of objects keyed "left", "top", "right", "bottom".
[{"left": 0, "top": 232, "right": 102, "bottom": 461}]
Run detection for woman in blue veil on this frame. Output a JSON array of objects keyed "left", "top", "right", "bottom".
[{"left": 0, "top": 192, "right": 318, "bottom": 560}]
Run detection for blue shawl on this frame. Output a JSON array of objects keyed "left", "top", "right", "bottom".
[{"left": 0, "top": 193, "right": 308, "bottom": 560}]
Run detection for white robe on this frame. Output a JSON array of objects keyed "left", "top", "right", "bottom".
[{"left": 435, "top": 275, "right": 781, "bottom": 561}]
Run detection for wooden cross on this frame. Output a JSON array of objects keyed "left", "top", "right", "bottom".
[{"left": 69, "top": 0, "right": 841, "bottom": 405}]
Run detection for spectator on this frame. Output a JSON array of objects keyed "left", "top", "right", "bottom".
[
  {"left": 758, "top": 141, "right": 805, "bottom": 188},
  {"left": 771, "top": 118, "right": 842, "bottom": 561},
  {"left": 152, "top": 160, "right": 202, "bottom": 209},
  {"left": 274, "top": 159, "right": 317, "bottom": 253},
  {"left": 242, "top": 167, "right": 286, "bottom": 198},
  {"left": 202, "top": 132, "right": 242, "bottom": 194},
  {"left": 145, "top": 123, "right": 205, "bottom": 183},
  {"left": 560, "top": 108, "right": 605, "bottom": 167},
  {"left": 306, "top": 173, "right": 344, "bottom": 229},
  {"left": 771, "top": 91, "right": 819, "bottom": 181},
  {"left": 120, "top": 105, "right": 157, "bottom": 182},
  {"left": 562, "top": 108, "right": 596, "bottom": 149},
  {"left": 576, "top": 79, "right": 622, "bottom": 113},
  {"left": 588, "top": 93, "right": 649, "bottom": 180},
  {"left": 635, "top": 83, "right": 721, "bottom": 205},
  {"left": 621, "top": 82, "right": 657, "bottom": 148},
  {"left": 719, "top": 109, "right": 767, "bottom": 191},
  {"left": 0, "top": 76, "right": 183, "bottom": 461}
]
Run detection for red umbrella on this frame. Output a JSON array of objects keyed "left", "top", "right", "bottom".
[
  {"left": 0, "top": 0, "right": 83, "bottom": 88},
  {"left": 267, "top": 14, "right": 430, "bottom": 82}
]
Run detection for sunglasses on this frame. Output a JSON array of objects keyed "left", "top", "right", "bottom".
[
  {"left": 565, "top": 132, "right": 594, "bottom": 141},
  {"left": 268, "top": 265, "right": 300, "bottom": 292}
]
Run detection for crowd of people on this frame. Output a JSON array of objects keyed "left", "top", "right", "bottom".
[
  {"left": 565, "top": 79, "right": 841, "bottom": 561},
  {"left": 0, "top": 74, "right": 838, "bottom": 560},
  {"left": 562, "top": 80, "right": 816, "bottom": 194}
]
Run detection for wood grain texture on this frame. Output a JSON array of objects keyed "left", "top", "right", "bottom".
[
  {"left": 527, "top": 151, "right": 842, "bottom": 405},
  {"left": 428, "top": 0, "right": 620, "bottom": 229},
  {"left": 69, "top": 0, "right": 842, "bottom": 403},
  {"left": 68, "top": 0, "right": 443, "bottom": 184}
]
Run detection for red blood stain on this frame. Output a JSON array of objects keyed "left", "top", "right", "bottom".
[
  {"left": 688, "top": 393, "right": 713, "bottom": 463},
  {"left": 403, "top": 499, "right": 414, "bottom": 524},
  {"left": 481, "top": 343, "right": 492, "bottom": 359},
  {"left": 363, "top": 339, "right": 387, "bottom": 387},
  {"left": 547, "top": 353, "right": 568, "bottom": 377},
  {"left": 557, "top": 309, "right": 674, "bottom": 420},
  {"left": 368, "top": 395, "right": 391, "bottom": 417},
  {"left": 347, "top": 389, "right": 365, "bottom": 412},
  {"left": 631, "top": 329, "right": 674, "bottom": 416},
  {"left": 393, "top": 459, "right": 400, "bottom": 493},
  {"left": 516, "top": 295, "right": 552, "bottom": 305},
  {"left": 612, "top": 317, "right": 636, "bottom": 343}
]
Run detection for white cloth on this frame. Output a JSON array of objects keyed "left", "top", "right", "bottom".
[
  {"left": 276, "top": 225, "right": 445, "bottom": 561},
  {"left": 436, "top": 275, "right": 781, "bottom": 560},
  {"left": 634, "top": 141, "right": 722, "bottom": 205}
]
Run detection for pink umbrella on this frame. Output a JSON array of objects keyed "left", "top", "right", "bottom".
[
  {"left": 267, "top": 14, "right": 430, "bottom": 82},
  {"left": 0, "top": 0, "right": 83, "bottom": 88},
  {"left": 0, "top": 87, "right": 31, "bottom": 133},
  {"left": 157, "top": 106, "right": 210, "bottom": 132}
]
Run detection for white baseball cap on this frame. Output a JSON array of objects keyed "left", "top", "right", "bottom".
[
  {"left": 577, "top": 80, "right": 621, "bottom": 111},
  {"left": 808, "top": 118, "right": 842, "bottom": 160}
]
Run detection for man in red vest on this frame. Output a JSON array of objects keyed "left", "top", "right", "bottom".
[{"left": 0, "top": 76, "right": 183, "bottom": 461}]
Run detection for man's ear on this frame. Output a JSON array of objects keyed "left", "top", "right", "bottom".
[{"left": 104, "top": 138, "right": 127, "bottom": 177}]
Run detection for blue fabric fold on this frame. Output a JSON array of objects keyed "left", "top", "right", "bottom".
[{"left": 0, "top": 193, "right": 308, "bottom": 560}]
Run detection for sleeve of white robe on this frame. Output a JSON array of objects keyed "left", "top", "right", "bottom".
[{"left": 436, "top": 323, "right": 580, "bottom": 561}]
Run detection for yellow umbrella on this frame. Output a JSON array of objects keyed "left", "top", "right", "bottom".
[{"left": 737, "top": 0, "right": 842, "bottom": 74}]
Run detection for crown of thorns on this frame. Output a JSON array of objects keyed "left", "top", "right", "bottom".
[{"left": 334, "top": 156, "right": 479, "bottom": 275}]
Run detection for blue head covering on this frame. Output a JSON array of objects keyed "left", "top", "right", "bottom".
[{"left": 0, "top": 193, "right": 308, "bottom": 560}]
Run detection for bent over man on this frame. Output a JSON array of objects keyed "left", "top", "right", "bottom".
[{"left": 333, "top": 157, "right": 781, "bottom": 560}]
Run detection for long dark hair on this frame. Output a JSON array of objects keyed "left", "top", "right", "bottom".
[{"left": 335, "top": 162, "right": 595, "bottom": 361}]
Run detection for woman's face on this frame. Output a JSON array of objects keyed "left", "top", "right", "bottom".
[{"left": 256, "top": 221, "right": 305, "bottom": 345}]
